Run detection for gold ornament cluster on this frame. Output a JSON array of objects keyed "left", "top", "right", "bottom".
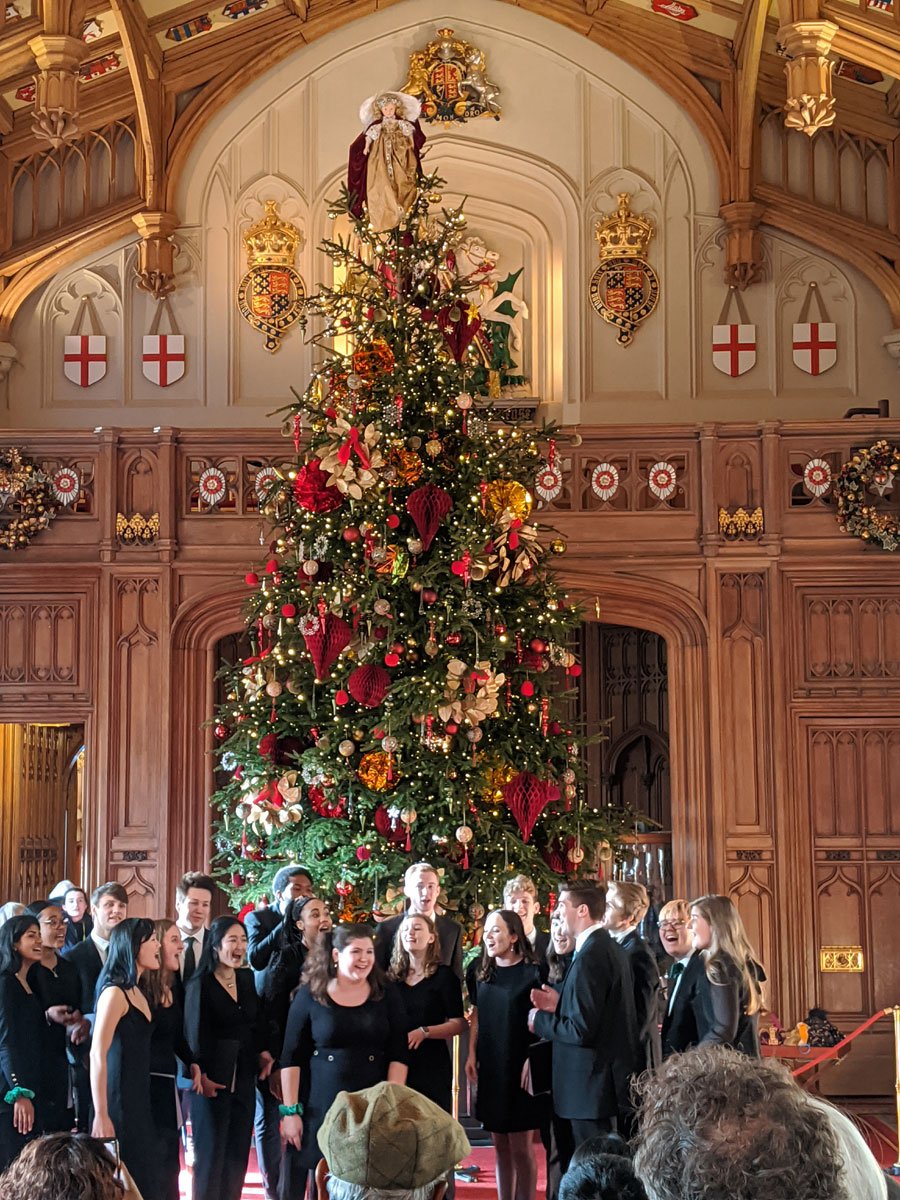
[
  {"left": 0, "top": 448, "right": 59, "bottom": 550},
  {"left": 834, "top": 439, "right": 900, "bottom": 552}
]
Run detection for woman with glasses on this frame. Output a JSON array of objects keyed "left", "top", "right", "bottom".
[
  {"left": 25, "top": 902, "right": 87, "bottom": 1133},
  {"left": 687, "top": 895, "right": 765, "bottom": 1057},
  {"left": 659, "top": 900, "right": 702, "bottom": 1059}
]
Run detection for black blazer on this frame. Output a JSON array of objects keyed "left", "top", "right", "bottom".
[
  {"left": 0, "top": 974, "right": 44, "bottom": 1108},
  {"left": 533, "top": 928, "right": 640, "bottom": 1121},
  {"left": 244, "top": 908, "right": 282, "bottom": 993},
  {"left": 531, "top": 928, "right": 551, "bottom": 961},
  {"left": 691, "top": 957, "right": 763, "bottom": 1057},
  {"left": 661, "top": 952, "right": 703, "bottom": 1058},
  {"left": 184, "top": 968, "right": 270, "bottom": 1090},
  {"left": 374, "top": 912, "right": 463, "bottom": 981},
  {"left": 618, "top": 930, "right": 662, "bottom": 1070},
  {"left": 66, "top": 938, "right": 104, "bottom": 1016}
]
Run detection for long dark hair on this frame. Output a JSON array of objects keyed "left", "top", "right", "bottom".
[
  {"left": 476, "top": 909, "right": 538, "bottom": 982},
  {"left": 96, "top": 917, "right": 155, "bottom": 999},
  {"left": 262, "top": 898, "right": 314, "bottom": 1002},
  {"left": 194, "top": 915, "right": 246, "bottom": 979},
  {"left": 302, "top": 923, "right": 385, "bottom": 1004},
  {"left": 0, "top": 915, "right": 40, "bottom": 975}
]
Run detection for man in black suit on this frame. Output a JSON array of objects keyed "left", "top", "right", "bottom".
[
  {"left": 603, "top": 881, "right": 662, "bottom": 1071},
  {"left": 66, "top": 881, "right": 129, "bottom": 1130},
  {"left": 658, "top": 898, "right": 703, "bottom": 1058},
  {"left": 374, "top": 862, "right": 463, "bottom": 980},
  {"left": 61, "top": 886, "right": 93, "bottom": 953},
  {"left": 244, "top": 864, "right": 313, "bottom": 1200},
  {"left": 504, "top": 873, "right": 551, "bottom": 959},
  {"left": 529, "top": 882, "right": 640, "bottom": 1161}
]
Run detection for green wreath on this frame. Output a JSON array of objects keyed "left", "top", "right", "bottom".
[
  {"left": 834, "top": 439, "right": 900, "bottom": 552},
  {"left": 0, "top": 447, "right": 59, "bottom": 550}
]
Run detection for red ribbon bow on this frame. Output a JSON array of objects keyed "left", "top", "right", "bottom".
[{"left": 337, "top": 426, "right": 371, "bottom": 470}]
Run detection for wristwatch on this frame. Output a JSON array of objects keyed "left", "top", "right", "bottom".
[{"left": 420, "top": 1026, "right": 430, "bottom": 1038}]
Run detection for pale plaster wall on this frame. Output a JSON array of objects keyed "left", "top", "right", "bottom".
[{"left": 2, "top": 0, "right": 896, "bottom": 429}]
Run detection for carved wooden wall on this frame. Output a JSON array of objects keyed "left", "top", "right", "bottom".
[{"left": 1, "top": 418, "right": 899, "bottom": 1092}]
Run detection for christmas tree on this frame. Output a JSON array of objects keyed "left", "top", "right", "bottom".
[{"left": 211, "top": 160, "right": 622, "bottom": 923}]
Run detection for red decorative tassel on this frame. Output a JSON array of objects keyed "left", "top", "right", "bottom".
[
  {"left": 462, "top": 846, "right": 469, "bottom": 870},
  {"left": 548, "top": 438, "right": 556, "bottom": 469},
  {"left": 480, "top": 482, "right": 488, "bottom": 514},
  {"left": 293, "top": 413, "right": 302, "bottom": 453},
  {"left": 516, "top": 634, "right": 523, "bottom": 663}
]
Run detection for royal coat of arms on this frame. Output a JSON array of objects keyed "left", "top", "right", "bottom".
[
  {"left": 588, "top": 193, "right": 660, "bottom": 347},
  {"left": 403, "top": 28, "right": 501, "bottom": 124},
  {"left": 237, "top": 201, "right": 306, "bottom": 353}
]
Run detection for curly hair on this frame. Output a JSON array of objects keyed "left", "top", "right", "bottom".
[
  {"left": 0, "top": 1132, "right": 123, "bottom": 1200},
  {"left": 388, "top": 912, "right": 442, "bottom": 982},
  {"left": 560, "top": 1155, "right": 647, "bottom": 1200},
  {"left": 632, "top": 1046, "right": 848, "bottom": 1200},
  {"left": 690, "top": 894, "right": 764, "bottom": 1015},
  {"left": 301, "top": 924, "right": 385, "bottom": 1004}
]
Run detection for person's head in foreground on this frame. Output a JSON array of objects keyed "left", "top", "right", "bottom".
[
  {"left": 315, "top": 1082, "right": 471, "bottom": 1200},
  {"left": 0, "top": 1132, "right": 123, "bottom": 1200},
  {"left": 633, "top": 1046, "right": 848, "bottom": 1200},
  {"left": 560, "top": 1154, "right": 648, "bottom": 1200}
]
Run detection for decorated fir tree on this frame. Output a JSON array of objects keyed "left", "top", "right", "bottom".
[{"left": 212, "top": 136, "right": 622, "bottom": 923}]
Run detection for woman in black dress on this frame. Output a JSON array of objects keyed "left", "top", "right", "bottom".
[
  {"left": 90, "top": 917, "right": 161, "bottom": 1199},
  {"left": 388, "top": 912, "right": 465, "bottom": 1112},
  {"left": 280, "top": 924, "right": 408, "bottom": 1199},
  {"left": 0, "top": 915, "right": 46, "bottom": 1170},
  {"left": 465, "top": 909, "right": 546, "bottom": 1200},
  {"left": 140, "top": 918, "right": 203, "bottom": 1200},
  {"left": 261, "top": 897, "right": 332, "bottom": 1048},
  {"left": 688, "top": 894, "right": 765, "bottom": 1056},
  {"left": 184, "top": 915, "right": 275, "bottom": 1200},
  {"left": 26, "top": 901, "right": 88, "bottom": 1134}
]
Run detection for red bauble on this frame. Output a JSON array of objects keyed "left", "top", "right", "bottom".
[
  {"left": 335, "top": 689, "right": 350, "bottom": 706},
  {"left": 356, "top": 846, "right": 372, "bottom": 861},
  {"left": 343, "top": 527, "right": 360, "bottom": 542},
  {"left": 303, "top": 612, "right": 353, "bottom": 679},
  {"left": 258, "top": 733, "right": 278, "bottom": 762},
  {"left": 214, "top": 723, "right": 228, "bottom": 740},
  {"left": 422, "top": 589, "right": 437, "bottom": 604},
  {"left": 245, "top": 572, "right": 259, "bottom": 586},
  {"left": 520, "top": 681, "right": 535, "bottom": 697},
  {"left": 265, "top": 559, "right": 279, "bottom": 574},
  {"left": 530, "top": 638, "right": 547, "bottom": 653},
  {"left": 567, "top": 664, "right": 582, "bottom": 677},
  {"left": 387, "top": 514, "right": 400, "bottom": 529},
  {"left": 446, "top": 632, "right": 462, "bottom": 646},
  {"left": 374, "top": 804, "right": 407, "bottom": 845},
  {"left": 406, "top": 484, "right": 453, "bottom": 551},
  {"left": 501, "top": 771, "right": 560, "bottom": 842},
  {"left": 281, "top": 603, "right": 297, "bottom": 618},
  {"left": 293, "top": 457, "right": 343, "bottom": 513},
  {"left": 446, "top": 722, "right": 458, "bottom": 734},
  {"left": 309, "top": 785, "right": 347, "bottom": 818},
  {"left": 384, "top": 652, "right": 401, "bottom": 667},
  {"left": 348, "top": 664, "right": 391, "bottom": 707}
]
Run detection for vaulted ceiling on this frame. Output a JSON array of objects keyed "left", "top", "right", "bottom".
[{"left": 3, "top": 0, "right": 900, "bottom": 334}]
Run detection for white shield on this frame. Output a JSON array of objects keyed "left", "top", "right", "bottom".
[
  {"left": 142, "top": 334, "right": 186, "bottom": 387},
  {"left": 712, "top": 324, "right": 756, "bottom": 377},
  {"left": 792, "top": 322, "right": 837, "bottom": 376},
  {"left": 63, "top": 334, "right": 107, "bottom": 387}
]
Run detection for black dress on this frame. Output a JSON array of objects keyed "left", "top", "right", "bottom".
[
  {"left": 184, "top": 969, "right": 270, "bottom": 1200},
  {"left": 395, "top": 966, "right": 463, "bottom": 1112},
  {"left": 149, "top": 981, "right": 192, "bottom": 1200},
  {"left": 280, "top": 984, "right": 408, "bottom": 1172},
  {"left": 29, "top": 956, "right": 80, "bottom": 1132},
  {"left": 102, "top": 986, "right": 158, "bottom": 1200},
  {"left": 467, "top": 959, "right": 547, "bottom": 1134},
  {"left": 0, "top": 974, "right": 45, "bottom": 1170},
  {"left": 691, "top": 957, "right": 765, "bottom": 1057}
]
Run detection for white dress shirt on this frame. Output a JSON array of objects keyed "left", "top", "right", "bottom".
[{"left": 574, "top": 922, "right": 606, "bottom": 953}]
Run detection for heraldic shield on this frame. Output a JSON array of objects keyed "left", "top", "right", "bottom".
[
  {"left": 237, "top": 265, "right": 306, "bottom": 353},
  {"left": 589, "top": 257, "right": 660, "bottom": 347}
]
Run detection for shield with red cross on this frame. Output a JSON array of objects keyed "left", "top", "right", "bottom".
[
  {"left": 142, "top": 334, "right": 186, "bottom": 387},
  {"left": 792, "top": 322, "right": 837, "bottom": 376},
  {"left": 63, "top": 335, "right": 107, "bottom": 387},
  {"left": 712, "top": 323, "right": 756, "bottom": 377}
]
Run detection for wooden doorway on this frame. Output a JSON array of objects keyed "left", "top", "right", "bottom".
[{"left": 0, "top": 723, "right": 84, "bottom": 903}]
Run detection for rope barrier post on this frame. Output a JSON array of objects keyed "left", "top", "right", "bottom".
[
  {"left": 891, "top": 1005, "right": 900, "bottom": 1178},
  {"left": 452, "top": 1033, "right": 460, "bottom": 1122}
]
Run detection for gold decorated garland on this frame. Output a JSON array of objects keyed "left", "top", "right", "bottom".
[
  {"left": 834, "top": 440, "right": 900, "bottom": 552},
  {"left": 0, "top": 448, "right": 59, "bottom": 550}
]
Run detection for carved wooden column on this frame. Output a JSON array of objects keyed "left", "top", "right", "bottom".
[
  {"left": 720, "top": 201, "right": 765, "bottom": 289},
  {"left": 26, "top": 34, "right": 89, "bottom": 148},
  {"left": 777, "top": 20, "right": 839, "bottom": 136},
  {"left": 133, "top": 212, "right": 180, "bottom": 299}
]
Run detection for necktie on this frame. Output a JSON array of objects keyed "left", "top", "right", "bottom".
[
  {"left": 183, "top": 936, "right": 197, "bottom": 982},
  {"left": 668, "top": 960, "right": 685, "bottom": 983}
]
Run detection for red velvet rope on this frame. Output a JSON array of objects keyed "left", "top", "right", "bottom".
[{"left": 790, "top": 1007, "right": 892, "bottom": 1078}]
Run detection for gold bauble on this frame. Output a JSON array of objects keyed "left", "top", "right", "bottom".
[
  {"left": 352, "top": 338, "right": 395, "bottom": 379},
  {"left": 390, "top": 446, "right": 424, "bottom": 486},
  {"left": 484, "top": 480, "right": 533, "bottom": 523},
  {"left": 357, "top": 750, "right": 400, "bottom": 792},
  {"left": 550, "top": 539, "right": 567, "bottom": 555}
]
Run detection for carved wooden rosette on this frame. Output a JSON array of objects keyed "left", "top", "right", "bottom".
[
  {"left": 133, "top": 211, "right": 180, "bottom": 299},
  {"left": 26, "top": 34, "right": 90, "bottom": 148},
  {"left": 778, "top": 21, "right": 839, "bottom": 138}
]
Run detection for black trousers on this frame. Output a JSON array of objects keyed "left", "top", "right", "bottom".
[
  {"left": 191, "top": 1082, "right": 256, "bottom": 1200},
  {"left": 541, "top": 1113, "right": 575, "bottom": 1200},
  {"left": 254, "top": 1078, "right": 282, "bottom": 1200},
  {"left": 564, "top": 1117, "right": 615, "bottom": 1170}
]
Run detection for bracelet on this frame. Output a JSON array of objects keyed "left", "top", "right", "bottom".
[
  {"left": 4, "top": 1087, "right": 35, "bottom": 1105},
  {"left": 279, "top": 1102, "right": 303, "bottom": 1117},
  {"left": 420, "top": 1026, "right": 430, "bottom": 1039}
]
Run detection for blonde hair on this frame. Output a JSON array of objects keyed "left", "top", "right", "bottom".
[
  {"left": 503, "top": 874, "right": 537, "bottom": 904},
  {"left": 690, "top": 894, "right": 764, "bottom": 1015},
  {"left": 659, "top": 899, "right": 690, "bottom": 924},
  {"left": 607, "top": 881, "right": 649, "bottom": 924},
  {"left": 387, "top": 912, "right": 442, "bottom": 982}
]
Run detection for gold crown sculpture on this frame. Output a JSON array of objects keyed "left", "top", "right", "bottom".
[
  {"left": 244, "top": 200, "right": 303, "bottom": 267},
  {"left": 594, "top": 193, "right": 655, "bottom": 260}
]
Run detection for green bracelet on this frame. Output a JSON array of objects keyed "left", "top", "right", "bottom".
[
  {"left": 4, "top": 1087, "right": 35, "bottom": 1105},
  {"left": 279, "top": 1102, "right": 303, "bottom": 1117}
]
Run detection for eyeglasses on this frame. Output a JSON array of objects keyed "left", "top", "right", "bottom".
[
  {"left": 659, "top": 920, "right": 686, "bottom": 931},
  {"left": 39, "top": 917, "right": 65, "bottom": 928}
]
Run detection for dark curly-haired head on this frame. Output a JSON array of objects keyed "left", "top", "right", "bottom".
[
  {"left": 632, "top": 1046, "right": 847, "bottom": 1200},
  {"left": 0, "top": 1132, "right": 123, "bottom": 1200},
  {"left": 560, "top": 1155, "right": 647, "bottom": 1200}
]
